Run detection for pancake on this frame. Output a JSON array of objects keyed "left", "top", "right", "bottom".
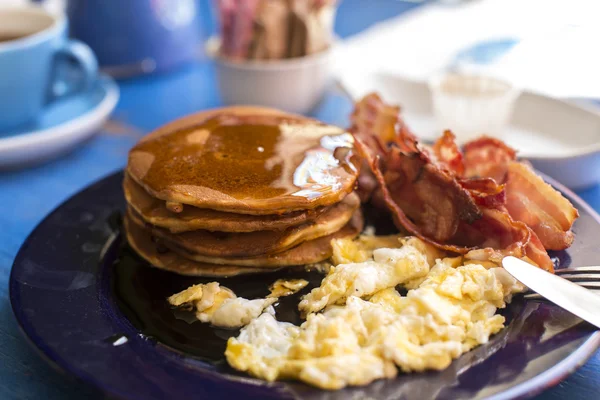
[
  {"left": 126, "top": 193, "right": 360, "bottom": 257},
  {"left": 127, "top": 107, "right": 359, "bottom": 215},
  {"left": 124, "top": 215, "right": 273, "bottom": 277},
  {"left": 161, "top": 211, "right": 364, "bottom": 267},
  {"left": 123, "top": 173, "right": 328, "bottom": 233}
]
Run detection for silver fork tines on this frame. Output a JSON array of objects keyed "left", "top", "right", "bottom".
[
  {"left": 523, "top": 266, "right": 600, "bottom": 301},
  {"left": 555, "top": 266, "right": 600, "bottom": 275}
]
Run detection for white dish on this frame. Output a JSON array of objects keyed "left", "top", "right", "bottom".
[
  {"left": 206, "top": 36, "right": 332, "bottom": 115},
  {"left": 337, "top": 71, "right": 600, "bottom": 189},
  {"left": 0, "top": 74, "right": 119, "bottom": 169}
]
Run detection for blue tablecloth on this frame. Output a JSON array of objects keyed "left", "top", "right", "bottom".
[{"left": 1, "top": 1, "right": 598, "bottom": 398}]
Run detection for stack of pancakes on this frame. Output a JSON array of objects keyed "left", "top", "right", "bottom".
[{"left": 123, "top": 107, "right": 363, "bottom": 277}]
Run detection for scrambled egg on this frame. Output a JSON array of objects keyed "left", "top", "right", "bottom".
[
  {"left": 225, "top": 236, "right": 524, "bottom": 390},
  {"left": 210, "top": 297, "right": 277, "bottom": 328},
  {"left": 268, "top": 279, "right": 309, "bottom": 298},
  {"left": 331, "top": 233, "right": 404, "bottom": 265},
  {"left": 168, "top": 279, "right": 308, "bottom": 329},
  {"left": 298, "top": 245, "right": 431, "bottom": 314}
]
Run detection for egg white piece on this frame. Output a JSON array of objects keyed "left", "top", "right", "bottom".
[
  {"left": 299, "top": 244, "right": 430, "bottom": 314},
  {"left": 210, "top": 297, "right": 277, "bottom": 328},
  {"left": 168, "top": 282, "right": 281, "bottom": 329}
]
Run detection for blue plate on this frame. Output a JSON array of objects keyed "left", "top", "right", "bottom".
[
  {"left": 9, "top": 171, "right": 600, "bottom": 400},
  {"left": 0, "top": 74, "right": 119, "bottom": 169}
]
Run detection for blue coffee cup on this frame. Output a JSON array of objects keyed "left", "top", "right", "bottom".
[{"left": 0, "top": 6, "right": 98, "bottom": 132}]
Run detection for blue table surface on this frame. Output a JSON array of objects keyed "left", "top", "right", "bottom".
[{"left": 1, "top": 1, "right": 599, "bottom": 399}]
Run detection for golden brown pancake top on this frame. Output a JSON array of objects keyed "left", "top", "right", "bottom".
[{"left": 127, "top": 107, "right": 359, "bottom": 214}]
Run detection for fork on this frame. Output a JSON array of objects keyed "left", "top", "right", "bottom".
[{"left": 523, "top": 266, "right": 600, "bottom": 301}]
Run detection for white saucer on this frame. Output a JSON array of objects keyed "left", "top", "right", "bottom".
[
  {"left": 337, "top": 71, "right": 600, "bottom": 189},
  {"left": 0, "top": 74, "right": 119, "bottom": 169}
]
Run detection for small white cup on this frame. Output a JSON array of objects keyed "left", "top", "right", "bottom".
[
  {"left": 207, "top": 37, "right": 332, "bottom": 115},
  {"left": 429, "top": 72, "right": 521, "bottom": 144}
]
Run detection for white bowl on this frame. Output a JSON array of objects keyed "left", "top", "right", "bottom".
[{"left": 207, "top": 37, "right": 332, "bottom": 115}]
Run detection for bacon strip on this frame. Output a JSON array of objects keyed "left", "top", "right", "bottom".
[
  {"left": 356, "top": 138, "right": 472, "bottom": 253},
  {"left": 384, "top": 146, "right": 482, "bottom": 242},
  {"left": 463, "top": 137, "right": 578, "bottom": 251},
  {"left": 350, "top": 93, "right": 400, "bottom": 145},
  {"left": 463, "top": 137, "right": 578, "bottom": 250},
  {"left": 505, "top": 162, "right": 578, "bottom": 250},
  {"left": 461, "top": 208, "right": 529, "bottom": 260},
  {"left": 432, "top": 130, "right": 465, "bottom": 176},
  {"left": 359, "top": 138, "right": 556, "bottom": 271},
  {"left": 460, "top": 225, "right": 552, "bottom": 271},
  {"left": 459, "top": 178, "right": 506, "bottom": 209},
  {"left": 464, "top": 208, "right": 553, "bottom": 271},
  {"left": 524, "top": 230, "right": 555, "bottom": 272},
  {"left": 349, "top": 93, "right": 400, "bottom": 202},
  {"left": 463, "top": 136, "right": 516, "bottom": 182}
]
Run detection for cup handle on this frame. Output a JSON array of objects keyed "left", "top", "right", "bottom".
[{"left": 47, "top": 39, "right": 99, "bottom": 104}]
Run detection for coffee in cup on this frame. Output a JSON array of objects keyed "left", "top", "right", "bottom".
[{"left": 0, "top": 34, "right": 29, "bottom": 43}]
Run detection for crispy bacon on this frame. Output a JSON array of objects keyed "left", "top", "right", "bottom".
[
  {"left": 461, "top": 208, "right": 553, "bottom": 272},
  {"left": 350, "top": 92, "right": 576, "bottom": 273},
  {"left": 432, "top": 130, "right": 465, "bottom": 176},
  {"left": 355, "top": 167, "right": 378, "bottom": 203},
  {"left": 464, "top": 232, "right": 553, "bottom": 272},
  {"left": 357, "top": 138, "right": 473, "bottom": 254},
  {"left": 463, "top": 136, "right": 516, "bottom": 182},
  {"left": 451, "top": 207, "right": 529, "bottom": 251},
  {"left": 464, "top": 138, "right": 578, "bottom": 250},
  {"left": 505, "top": 162, "right": 579, "bottom": 250},
  {"left": 359, "top": 138, "right": 553, "bottom": 271},
  {"left": 349, "top": 93, "right": 399, "bottom": 202},
  {"left": 350, "top": 93, "right": 399, "bottom": 145},
  {"left": 383, "top": 146, "right": 481, "bottom": 242},
  {"left": 395, "top": 122, "right": 420, "bottom": 153},
  {"left": 524, "top": 230, "right": 555, "bottom": 272},
  {"left": 461, "top": 208, "right": 530, "bottom": 259},
  {"left": 459, "top": 178, "right": 506, "bottom": 209}
]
